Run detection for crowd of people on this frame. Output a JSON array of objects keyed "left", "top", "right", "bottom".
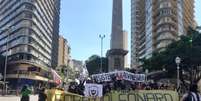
[
  {"left": 19, "top": 81, "right": 201, "bottom": 101},
  {"left": 67, "top": 78, "right": 201, "bottom": 101},
  {"left": 67, "top": 77, "right": 176, "bottom": 96},
  {"left": 18, "top": 78, "right": 201, "bottom": 101},
  {"left": 20, "top": 85, "right": 47, "bottom": 101},
  {"left": 68, "top": 80, "right": 85, "bottom": 95}
]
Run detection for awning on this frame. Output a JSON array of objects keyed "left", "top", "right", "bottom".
[
  {"left": 6, "top": 74, "right": 49, "bottom": 82},
  {"left": 9, "top": 60, "right": 50, "bottom": 71}
]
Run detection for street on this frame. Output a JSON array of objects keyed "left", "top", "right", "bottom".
[{"left": 0, "top": 95, "right": 38, "bottom": 101}]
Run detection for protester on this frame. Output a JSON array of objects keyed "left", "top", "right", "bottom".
[
  {"left": 20, "top": 85, "right": 32, "bottom": 101},
  {"left": 67, "top": 75, "right": 176, "bottom": 96},
  {"left": 77, "top": 80, "right": 85, "bottom": 95},
  {"left": 103, "top": 83, "right": 111, "bottom": 95},
  {"left": 38, "top": 88, "right": 47, "bottom": 101},
  {"left": 68, "top": 82, "right": 77, "bottom": 93},
  {"left": 181, "top": 83, "right": 201, "bottom": 101}
]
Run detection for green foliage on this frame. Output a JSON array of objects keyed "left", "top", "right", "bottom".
[
  {"left": 85, "top": 55, "right": 108, "bottom": 75},
  {"left": 57, "top": 65, "right": 77, "bottom": 83},
  {"left": 125, "top": 68, "right": 136, "bottom": 73},
  {"left": 0, "top": 55, "right": 5, "bottom": 73},
  {"left": 141, "top": 28, "right": 201, "bottom": 79}
]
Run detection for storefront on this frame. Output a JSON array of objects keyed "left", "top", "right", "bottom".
[{"left": 5, "top": 60, "right": 60, "bottom": 91}]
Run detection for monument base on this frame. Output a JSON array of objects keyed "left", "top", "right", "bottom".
[{"left": 106, "top": 49, "right": 128, "bottom": 71}]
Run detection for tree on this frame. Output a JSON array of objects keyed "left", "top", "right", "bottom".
[
  {"left": 0, "top": 55, "right": 5, "bottom": 74},
  {"left": 141, "top": 28, "right": 201, "bottom": 82},
  {"left": 57, "top": 65, "right": 77, "bottom": 83},
  {"left": 125, "top": 68, "right": 136, "bottom": 73},
  {"left": 85, "top": 55, "right": 108, "bottom": 75}
]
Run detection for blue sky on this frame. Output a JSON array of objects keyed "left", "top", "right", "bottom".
[{"left": 60, "top": 0, "right": 201, "bottom": 63}]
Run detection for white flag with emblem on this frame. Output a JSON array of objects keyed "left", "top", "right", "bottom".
[{"left": 84, "top": 83, "right": 103, "bottom": 97}]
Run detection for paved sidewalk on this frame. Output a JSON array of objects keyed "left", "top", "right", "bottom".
[
  {"left": 0, "top": 95, "right": 38, "bottom": 101},
  {"left": 0, "top": 96, "right": 20, "bottom": 101}
]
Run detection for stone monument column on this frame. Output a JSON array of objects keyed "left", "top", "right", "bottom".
[{"left": 107, "top": 0, "right": 128, "bottom": 71}]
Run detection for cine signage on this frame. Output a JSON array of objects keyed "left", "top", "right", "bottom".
[{"left": 28, "top": 67, "right": 37, "bottom": 71}]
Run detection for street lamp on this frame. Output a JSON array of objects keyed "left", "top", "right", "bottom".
[
  {"left": 163, "top": 68, "right": 166, "bottom": 72},
  {"left": 0, "top": 27, "right": 13, "bottom": 95},
  {"left": 99, "top": 34, "right": 105, "bottom": 72},
  {"left": 175, "top": 56, "right": 181, "bottom": 92},
  {"left": 145, "top": 69, "right": 149, "bottom": 82}
]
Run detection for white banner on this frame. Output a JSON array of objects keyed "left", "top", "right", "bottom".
[
  {"left": 84, "top": 84, "right": 103, "bottom": 97},
  {"left": 91, "top": 71, "right": 145, "bottom": 82}
]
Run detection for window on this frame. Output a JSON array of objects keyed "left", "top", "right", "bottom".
[
  {"left": 23, "top": 12, "right": 32, "bottom": 19},
  {"left": 27, "top": 54, "right": 32, "bottom": 60},
  {"left": 19, "top": 54, "right": 24, "bottom": 60},
  {"left": 24, "top": 4, "right": 33, "bottom": 10}
]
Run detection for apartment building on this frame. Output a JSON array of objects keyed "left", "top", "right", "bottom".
[{"left": 131, "top": 0, "right": 195, "bottom": 68}]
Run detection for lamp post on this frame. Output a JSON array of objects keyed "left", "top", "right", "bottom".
[
  {"left": 99, "top": 34, "right": 105, "bottom": 72},
  {"left": 0, "top": 27, "right": 12, "bottom": 95},
  {"left": 145, "top": 69, "right": 149, "bottom": 83},
  {"left": 162, "top": 68, "right": 166, "bottom": 72},
  {"left": 175, "top": 56, "right": 181, "bottom": 92}
]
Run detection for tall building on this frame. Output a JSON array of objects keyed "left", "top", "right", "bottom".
[
  {"left": 57, "top": 35, "right": 71, "bottom": 67},
  {"left": 71, "top": 59, "right": 84, "bottom": 72},
  {"left": 107, "top": 0, "right": 128, "bottom": 71},
  {"left": 131, "top": 0, "right": 195, "bottom": 68},
  {"left": 123, "top": 31, "right": 129, "bottom": 68},
  {"left": 131, "top": 0, "right": 146, "bottom": 68},
  {"left": 0, "top": 0, "right": 60, "bottom": 88}
]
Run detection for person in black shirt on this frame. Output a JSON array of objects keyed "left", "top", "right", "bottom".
[{"left": 38, "top": 88, "right": 47, "bottom": 101}]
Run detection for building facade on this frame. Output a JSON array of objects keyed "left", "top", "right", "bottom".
[
  {"left": 123, "top": 31, "right": 129, "bottom": 68},
  {"left": 0, "top": 0, "right": 60, "bottom": 88},
  {"left": 57, "top": 35, "right": 71, "bottom": 67},
  {"left": 131, "top": 0, "right": 146, "bottom": 68},
  {"left": 131, "top": 0, "right": 195, "bottom": 68},
  {"left": 71, "top": 59, "right": 84, "bottom": 73},
  {"left": 70, "top": 59, "right": 88, "bottom": 79}
]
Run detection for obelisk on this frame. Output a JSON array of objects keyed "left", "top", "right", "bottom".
[{"left": 107, "top": 0, "right": 128, "bottom": 71}]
